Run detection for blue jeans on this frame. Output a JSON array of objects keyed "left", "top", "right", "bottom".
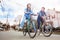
[
  {"left": 37, "top": 16, "right": 44, "bottom": 29},
  {"left": 20, "top": 15, "right": 36, "bottom": 32},
  {"left": 20, "top": 16, "right": 26, "bottom": 28},
  {"left": 20, "top": 15, "right": 30, "bottom": 28}
]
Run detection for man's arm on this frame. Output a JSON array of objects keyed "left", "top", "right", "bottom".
[
  {"left": 44, "top": 12, "right": 46, "bottom": 16},
  {"left": 41, "top": 12, "right": 46, "bottom": 20}
]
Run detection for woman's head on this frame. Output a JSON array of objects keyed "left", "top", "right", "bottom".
[{"left": 27, "top": 3, "right": 31, "bottom": 9}]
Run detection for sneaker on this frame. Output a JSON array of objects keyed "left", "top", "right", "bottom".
[
  {"left": 19, "top": 27, "right": 23, "bottom": 29},
  {"left": 38, "top": 29, "right": 40, "bottom": 32},
  {"left": 18, "top": 27, "right": 23, "bottom": 31}
]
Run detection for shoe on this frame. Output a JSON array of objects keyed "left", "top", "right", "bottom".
[
  {"left": 18, "top": 27, "right": 23, "bottom": 31},
  {"left": 19, "top": 27, "right": 23, "bottom": 29},
  {"left": 38, "top": 29, "right": 40, "bottom": 32}
]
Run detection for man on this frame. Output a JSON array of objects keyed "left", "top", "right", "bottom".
[
  {"left": 19, "top": 3, "right": 33, "bottom": 29},
  {"left": 37, "top": 7, "right": 46, "bottom": 29}
]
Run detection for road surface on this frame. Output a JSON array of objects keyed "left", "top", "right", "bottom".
[{"left": 0, "top": 30, "right": 60, "bottom": 40}]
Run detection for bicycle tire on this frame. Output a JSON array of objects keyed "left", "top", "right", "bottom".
[
  {"left": 42, "top": 23, "right": 53, "bottom": 37},
  {"left": 28, "top": 20, "right": 37, "bottom": 38}
]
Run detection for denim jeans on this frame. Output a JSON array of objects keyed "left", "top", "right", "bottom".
[
  {"left": 20, "top": 15, "right": 26, "bottom": 28},
  {"left": 37, "top": 16, "right": 44, "bottom": 29},
  {"left": 20, "top": 15, "right": 36, "bottom": 32}
]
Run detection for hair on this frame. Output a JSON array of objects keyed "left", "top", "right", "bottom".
[
  {"left": 27, "top": 3, "right": 31, "bottom": 6},
  {"left": 42, "top": 7, "right": 45, "bottom": 9}
]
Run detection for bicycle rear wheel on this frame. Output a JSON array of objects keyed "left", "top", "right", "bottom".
[
  {"left": 23, "top": 23, "right": 27, "bottom": 36},
  {"left": 23, "top": 26, "right": 27, "bottom": 36},
  {"left": 28, "top": 21, "right": 37, "bottom": 38}
]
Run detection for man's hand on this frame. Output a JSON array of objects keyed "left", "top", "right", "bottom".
[{"left": 41, "top": 16, "right": 46, "bottom": 20}]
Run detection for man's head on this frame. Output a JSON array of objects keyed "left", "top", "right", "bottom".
[
  {"left": 41, "top": 7, "right": 45, "bottom": 11},
  {"left": 27, "top": 3, "right": 31, "bottom": 9}
]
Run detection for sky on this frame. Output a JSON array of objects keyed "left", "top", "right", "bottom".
[
  {"left": 5, "top": 0, "right": 60, "bottom": 10},
  {"left": 0, "top": 0, "right": 60, "bottom": 14},
  {"left": 0, "top": 0, "right": 60, "bottom": 25}
]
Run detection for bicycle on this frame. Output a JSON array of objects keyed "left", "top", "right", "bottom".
[
  {"left": 23, "top": 15, "right": 37, "bottom": 38},
  {"left": 37, "top": 16, "right": 53, "bottom": 37}
]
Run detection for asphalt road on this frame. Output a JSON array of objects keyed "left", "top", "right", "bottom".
[{"left": 0, "top": 30, "right": 60, "bottom": 40}]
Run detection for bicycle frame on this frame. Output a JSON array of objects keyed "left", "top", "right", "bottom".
[
  {"left": 38, "top": 18, "right": 53, "bottom": 37},
  {"left": 23, "top": 16, "right": 37, "bottom": 38}
]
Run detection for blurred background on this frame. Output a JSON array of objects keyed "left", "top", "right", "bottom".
[
  {"left": 0, "top": 0, "right": 60, "bottom": 28},
  {"left": 0, "top": 0, "right": 60, "bottom": 40}
]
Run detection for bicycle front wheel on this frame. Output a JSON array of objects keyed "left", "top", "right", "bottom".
[
  {"left": 42, "top": 23, "right": 53, "bottom": 37},
  {"left": 28, "top": 21, "right": 37, "bottom": 38}
]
